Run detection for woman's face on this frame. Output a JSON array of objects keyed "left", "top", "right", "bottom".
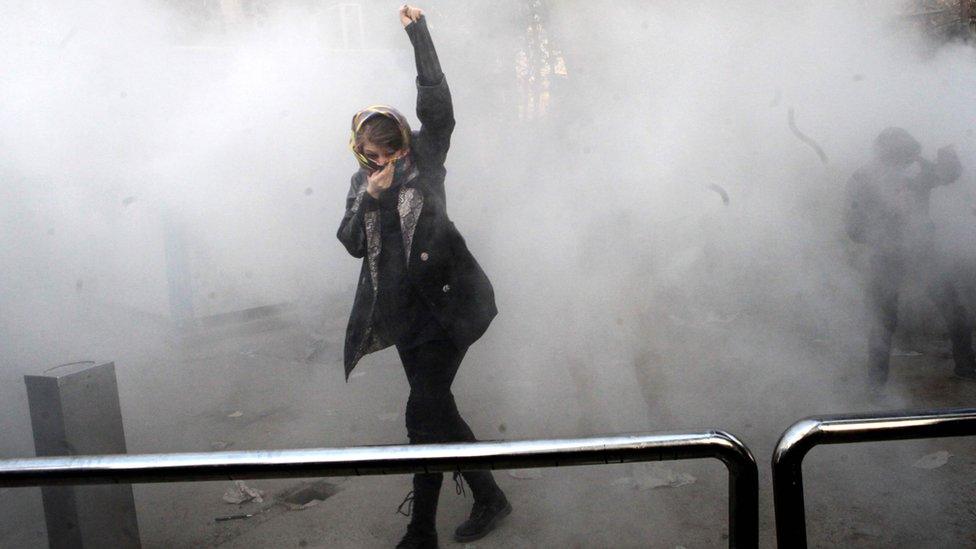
[{"left": 361, "top": 141, "right": 401, "bottom": 169}]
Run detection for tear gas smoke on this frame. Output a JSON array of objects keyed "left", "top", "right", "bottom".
[{"left": 2, "top": 0, "right": 976, "bottom": 545}]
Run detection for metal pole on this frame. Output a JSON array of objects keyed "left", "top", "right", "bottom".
[
  {"left": 772, "top": 408, "right": 976, "bottom": 548},
  {"left": 0, "top": 430, "right": 758, "bottom": 548}
]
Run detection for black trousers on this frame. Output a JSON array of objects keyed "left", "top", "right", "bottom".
[
  {"left": 397, "top": 339, "right": 501, "bottom": 531},
  {"left": 867, "top": 254, "right": 976, "bottom": 384}
]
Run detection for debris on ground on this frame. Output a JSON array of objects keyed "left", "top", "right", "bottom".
[
  {"left": 214, "top": 512, "right": 256, "bottom": 522},
  {"left": 227, "top": 411, "right": 244, "bottom": 418},
  {"left": 222, "top": 480, "right": 265, "bottom": 504},
  {"left": 508, "top": 469, "right": 543, "bottom": 480},
  {"left": 122, "top": 196, "right": 136, "bottom": 206},
  {"left": 891, "top": 348, "right": 923, "bottom": 357},
  {"left": 279, "top": 480, "right": 340, "bottom": 511},
  {"left": 211, "top": 440, "right": 233, "bottom": 450},
  {"left": 614, "top": 465, "right": 697, "bottom": 490},
  {"left": 914, "top": 450, "right": 951, "bottom": 470},
  {"left": 636, "top": 470, "right": 696, "bottom": 490},
  {"left": 285, "top": 499, "right": 323, "bottom": 511},
  {"left": 214, "top": 506, "right": 272, "bottom": 523}
]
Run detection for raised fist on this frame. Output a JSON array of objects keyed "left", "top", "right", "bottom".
[{"left": 399, "top": 5, "right": 423, "bottom": 27}]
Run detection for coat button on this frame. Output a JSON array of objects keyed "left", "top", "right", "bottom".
[
  {"left": 420, "top": 252, "right": 429, "bottom": 262},
  {"left": 442, "top": 284, "right": 451, "bottom": 293}
]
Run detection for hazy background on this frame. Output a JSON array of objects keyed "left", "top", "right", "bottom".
[{"left": 2, "top": 0, "right": 976, "bottom": 546}]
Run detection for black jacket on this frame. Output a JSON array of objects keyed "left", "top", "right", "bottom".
[
  {"left": 337, "top": 17, "right": 497, "bottom": 379},
  {"left": 844, "top": 158, "right": 954, "bottom": 260}
]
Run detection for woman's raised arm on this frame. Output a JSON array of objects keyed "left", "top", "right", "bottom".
[{"left": 402, "top": 7, "right": 455, "bottom": 166}]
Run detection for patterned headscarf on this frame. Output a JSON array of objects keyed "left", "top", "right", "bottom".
[{"left": 350, "top": 105, "right": 412, "bottom": 171}]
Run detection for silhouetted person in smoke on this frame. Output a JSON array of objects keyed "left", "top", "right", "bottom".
[
  {"left": 845, "top": 127, "right": 976, "bottom": 386},
  {"left": 337, "top": 6, "right": 510, "bottom": 548}
]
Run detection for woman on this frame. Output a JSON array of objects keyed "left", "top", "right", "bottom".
[{"left": 337, "top": 6, "right": 511, "bottom": 548}]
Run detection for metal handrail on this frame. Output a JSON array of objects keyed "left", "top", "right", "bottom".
[
  {"left": 772, "top": 407, "right": 976, "bottom": 548},
  {"left": 0, "top": 430, "right": 758, "bottom": 548}
]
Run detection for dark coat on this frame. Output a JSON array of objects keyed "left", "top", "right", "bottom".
[
  {"left": 337, "top": 74, "right": 497, "bottom": 379},
  {"left": 844, "top": 158, "right": 953, "bottom": 260}
]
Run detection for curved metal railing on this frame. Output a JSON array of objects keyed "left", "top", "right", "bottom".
[
  {"left": 772, "top": 407, "right": 976, "bottom": 548},
  {"left": 0, "top": 430, "right": 759, "bottom": 548}
]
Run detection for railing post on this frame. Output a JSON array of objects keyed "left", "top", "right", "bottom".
[
  {"left": 713, "top": 432, "right": 759, "bottom": 549},
  {"left": 771, "top": 419, "right": 819, "bottom": 549},
  {"left": 24, "top": 361, "right": 141, "bottom": 549}
]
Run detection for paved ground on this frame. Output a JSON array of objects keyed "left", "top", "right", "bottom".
[{"left": 2, "top": 294, "right": 976, "bottom": 548}]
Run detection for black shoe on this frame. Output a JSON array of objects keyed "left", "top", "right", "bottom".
[
  {"left": 453, "top": 493, "right": 512, "bottom": 543},
  {"left": 396, "top": 524, "right": 438, "bottom": 549}
]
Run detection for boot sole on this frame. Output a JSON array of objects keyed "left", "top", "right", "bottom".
[{"left": 453, "top": 502, "right": 512, "bottom": 543}]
